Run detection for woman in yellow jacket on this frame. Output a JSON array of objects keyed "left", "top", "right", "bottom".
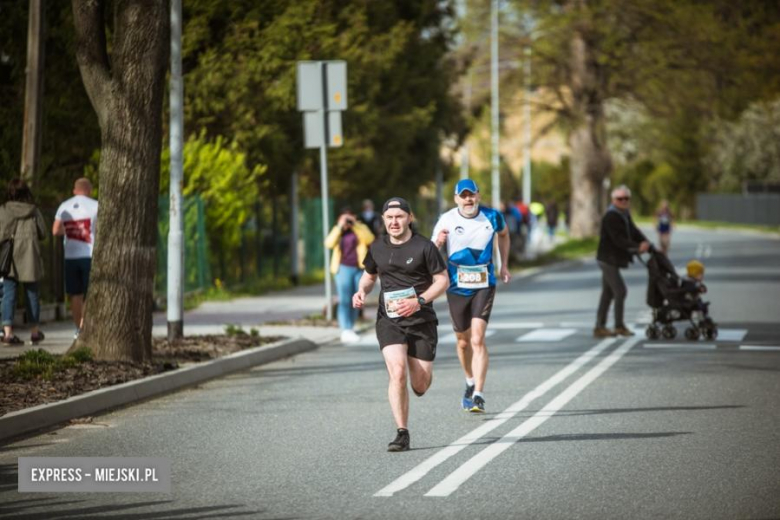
[{"left": 325, "top": 207, "right": 375, "bottom": 343}]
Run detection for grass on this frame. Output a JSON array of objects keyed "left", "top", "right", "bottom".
[
  {"left": 12, "top": 347, "right": 94, "bottom": 381},
  {"left": 513, "top": 236, "right": 599, "bottom": 269},
  {"left": 634, "top": 217, "right": 780, "bottom": 234}
]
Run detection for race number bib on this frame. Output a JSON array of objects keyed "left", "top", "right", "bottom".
[
  {"left": 384, "top": 287, "right": 417, "bottom": 318},
  {"left": 457, "top": 265, "right": 488, "bottom": 289}
]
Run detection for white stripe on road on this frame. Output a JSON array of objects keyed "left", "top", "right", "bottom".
[
  {"left": 489, "top": 322, "right": 545, "bottom": 329},
  {"left": 643, "top": 343, "right": 717, "bottom": 350},
  {"left": 425, "top": 337, "right": 640, "bottom": 497},
  {"left": 740, "top": 345, "right": 780, "bottom": 351},
  {"left": 373, "top": 338, "right": 617, "bottom": 497},
  {"left": 716, "top": 329, "right": 748, "bottom": 342},
  {"left": 516, "top": 328, "right": 577, "bottom": 342}
]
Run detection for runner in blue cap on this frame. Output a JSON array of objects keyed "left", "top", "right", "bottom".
[{"left": 432, "top": 179, "right": 511, "bottom": 413}]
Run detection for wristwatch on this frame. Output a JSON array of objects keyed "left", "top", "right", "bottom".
[{"left": 417, "top": 296, "right": 426, "bottom": 306}]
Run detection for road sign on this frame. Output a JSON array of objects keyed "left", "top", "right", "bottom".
[{"left": 296, "top": 60, "right": 348, "bottom": 320}]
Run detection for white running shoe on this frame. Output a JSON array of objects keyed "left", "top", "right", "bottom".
[{"left": 340, "top": 329, "right": 360, "bottom": 344}]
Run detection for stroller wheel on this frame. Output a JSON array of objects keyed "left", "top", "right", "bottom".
[
  {"left": 685, "top": 327, "right": 700, "bottom": 341},
  {"left": 645, "top": 325, "right": 659, "bottom": 340},
  {"left": 704, "top": 327, "right": 718, "bottom": 340},
  {"left": 662, "top": 325, "right": 677, "bottom": 339}
]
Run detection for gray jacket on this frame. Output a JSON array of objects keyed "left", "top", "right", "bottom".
[{"left": 0, "top": 202, "right": 48, "bottom": 282}]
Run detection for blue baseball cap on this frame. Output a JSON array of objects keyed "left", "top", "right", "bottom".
[{"left": 455, "top": 179, "right": 479, "bottom": 195}]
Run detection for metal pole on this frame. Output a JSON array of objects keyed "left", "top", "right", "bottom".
[
  {"left": 21, "top": 0, "right": 44, "bottom": 187},
  {"left": 490, "top": 0, "right": 500, "bottom": 209},
  {"left": 522, "top": 46, "right": 532, "bottom": 205},
  {"left": 290, "top": 171, "right": 300, "bottom": 285},
  {"left": 320, "top": 63, "right": 333, "bottom": 321},
  {"left": 167, "top": 0, "right": 184, "bottom": 341}
]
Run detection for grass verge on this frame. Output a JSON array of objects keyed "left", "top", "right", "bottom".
[
  {"left": 12, "top": 347, "right": 94, "bottom": 380},
  {"left": 514, "top": 237, "right": 599, "bottom": 269}
]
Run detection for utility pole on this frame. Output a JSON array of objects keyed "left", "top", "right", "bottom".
[
  {"left": 460, "top": 72, "right": 472, "bottom": 181},
  {"left": 21, "top": 0, "right": 45, "bottom": 187},
  {"left": 490, "top": 0, "right": 500, "bottom": 209},
  {"left": 167, "top": 0, "right": 184, "bottom": 341}
]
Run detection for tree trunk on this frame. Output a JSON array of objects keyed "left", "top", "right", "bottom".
[
  {"left": 567, "top": 7, "right": 613, "bottom": 239},
  {"left": 70, "top": 0, "right": 169, "bottom": 362}
]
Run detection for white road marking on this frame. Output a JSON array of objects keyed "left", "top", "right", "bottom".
[
  {"left": 740, "top": 345, "right": 780, "bottom": 351},
  {"left": 424, "top": 337, "right": 640, "bottom": 497},
  {"left": 516, "top": 328, "right": 577, "bottom": 342},
  {"left": 643, "top": 343, "right": 717, "bottom": 350},
  {"left": 489, "top": 322, "right": 545, "bottom": 329},
  {"left": 560, "top": 321, "right": 593, "bottom": 328},
  {"left": 373, "top": 338, "right": 617, "bottom": 497},
  {"left": 716, "top": 329, "right": 748, "bottom": 342}
]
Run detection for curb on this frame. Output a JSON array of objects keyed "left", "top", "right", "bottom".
[{"left": 0, "top": 337, "right": 318, "bottom": 445}]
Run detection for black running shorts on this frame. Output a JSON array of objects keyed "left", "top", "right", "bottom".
[
  {"left": 376, "top": 316, "right": 438, "bottom": 361},
  {"left": 446, "top": 286, "right": 496, "bottom": 332}
]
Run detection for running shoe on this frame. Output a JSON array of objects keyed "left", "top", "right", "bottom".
[
  {"left": 469, "top": 395, "right": 486, "bottom": 414},
  {"left": 387, "top": 428, "right": 410, "bottom": 452},
  {"left": 461, "top": 383, "right": 475, "bottom": 410}
]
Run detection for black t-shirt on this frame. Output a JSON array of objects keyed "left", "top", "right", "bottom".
[{"left": 363, "top": 233, "right": 447, "bottom": 325}]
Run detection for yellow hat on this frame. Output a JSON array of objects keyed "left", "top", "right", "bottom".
[{"left": 687, "top": 260, "right": 704, "bottom": 278}]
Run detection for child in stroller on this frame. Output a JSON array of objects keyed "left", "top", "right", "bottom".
[{"left": 644, "top": 249, "right": 718, "bottom": 340}]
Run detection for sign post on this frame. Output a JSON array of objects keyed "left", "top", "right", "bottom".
[{"left": 297, "top": 61, "right": 347, "bottom": 321}]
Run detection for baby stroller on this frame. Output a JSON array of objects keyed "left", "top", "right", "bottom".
[{"left": 642, "top": 247, "right": 718, "bottom": 341}]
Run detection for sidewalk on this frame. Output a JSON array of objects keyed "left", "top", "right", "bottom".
[{"left": 0, "top": 282, "right": 361, "bottom": 360}]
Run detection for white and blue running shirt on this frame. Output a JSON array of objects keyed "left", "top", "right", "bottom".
[{"left": 431, "top": 206, "right": 506, "bottom": 296}]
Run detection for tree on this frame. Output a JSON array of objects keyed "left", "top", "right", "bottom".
[{"left": 70, "top": 0, "right": 169, "bottom": 362}]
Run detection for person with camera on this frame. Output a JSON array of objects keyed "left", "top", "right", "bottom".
[{"left": 325, "top": 207, "right": 375, "bottom": 343}]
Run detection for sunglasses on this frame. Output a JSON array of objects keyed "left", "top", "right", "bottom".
[{"left": 615, "top": 196, "right": 630, "bottom": 201}]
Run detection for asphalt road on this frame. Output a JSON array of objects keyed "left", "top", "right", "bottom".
[{"left": 1, "top": 226, "right": 779, "bottom": 520}]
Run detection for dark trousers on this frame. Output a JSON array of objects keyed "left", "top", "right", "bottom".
[{"left": 596, "top": 261, "right": 627, "bottom": 329}]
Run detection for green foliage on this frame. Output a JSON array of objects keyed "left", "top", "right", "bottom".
[
  {"left": 12, "top": 347, "right": 94, "bottom": 381},
  {"left": 705, "top": 98, "right": 780, "bottom": 192},
  {"left": 223, "top": 324, "right": 246, "bottom": 337},
  {"left": 160, "top": 131, "right": 263, "bottom": 252}
]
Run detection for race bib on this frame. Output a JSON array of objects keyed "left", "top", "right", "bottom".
[
  {"left": 457, "top": 265, "right": 488, "bottom": 289},
  {"left": 384, "top": 287, "right": 417, "bottom": 318}
]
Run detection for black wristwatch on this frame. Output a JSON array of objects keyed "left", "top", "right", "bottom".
[{"left": 417, "top": 296, "right": 426, "bottom": 306}]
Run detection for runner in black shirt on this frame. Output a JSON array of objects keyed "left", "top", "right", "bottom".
[{"left": 353, "top": 197, "right": 449, "bottom": 452}]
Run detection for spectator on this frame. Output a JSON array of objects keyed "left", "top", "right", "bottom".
[
  {"left": 656, "top": 199, "right": 673, "bottom": 255},
  {"left": 325, "top": 207, "right": 375, "bottom": 343},
  {"left": 0, "top": 178, "right": 48, "bottom": 345},
  {"left": 359, "top": 199, "right": 383, "bottom": 237},
  {"left": 545, "top": 200, "right": 559, "bottom": 240},
  {"left": 594, "top": 185, "right": 650, "bottom": 338},
  {"left": 53, "top": 178, "right": 98, "bottom": 338}
]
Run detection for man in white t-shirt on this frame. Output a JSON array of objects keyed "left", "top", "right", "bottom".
[{"left": 53, "top": 178, "right": 98, "bottom": 337}]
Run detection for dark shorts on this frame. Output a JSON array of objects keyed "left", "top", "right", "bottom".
[
  {"left": 376, "top": 316, "right": 438, "bottom": 362},
  {"left": 64, "top": 258, "right": 92, "bottom": 296},
  {"left": 446, "top": 286, "right": 496, "bottom": 332}
]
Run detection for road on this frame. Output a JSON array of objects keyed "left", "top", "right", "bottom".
[{"left": 1, "top": 226, "right": 779, "bottom": 519}]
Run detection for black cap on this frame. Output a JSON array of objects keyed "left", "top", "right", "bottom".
[{"left": 382, "top": 197, "right": 412, "bottom": 215}]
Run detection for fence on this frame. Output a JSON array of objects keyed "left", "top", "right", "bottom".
[{"left": 696, "top": 193, "right": 780, "bottom": 225}]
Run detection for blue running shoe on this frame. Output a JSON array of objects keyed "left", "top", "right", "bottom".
[
  {"left": 461, "top": 384, "right": 475, "bottom": 410},
  {"left": 469, "top": 395, "right": 485, "bottom": 413}
]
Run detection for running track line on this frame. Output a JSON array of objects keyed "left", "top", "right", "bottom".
[
  {"left": 424, "top": 336, "right": 640, "bottom": 497},
  {"left": 373, "top": 337, "right": 618, "bottom": 497}
]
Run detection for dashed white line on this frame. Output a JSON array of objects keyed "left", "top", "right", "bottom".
[
  {"left": 643, "top": 343, "right": 717, "bottom": 350},
  {"left": 739, "top": 345, "right": 780, "bottom": 351},
  {"left": 373, "top": 338, "right": 618, "bottom": 497},
  {"left": 424, "top": 336, "right": 640, "bottom": 497},
  {"left": 517, "top": 328, "right": 577, "bottom": 342}
]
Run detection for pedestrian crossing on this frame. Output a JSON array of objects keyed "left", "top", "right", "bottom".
[{"left": 346, "top": 323, "right": 761, "bottom": 348}]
